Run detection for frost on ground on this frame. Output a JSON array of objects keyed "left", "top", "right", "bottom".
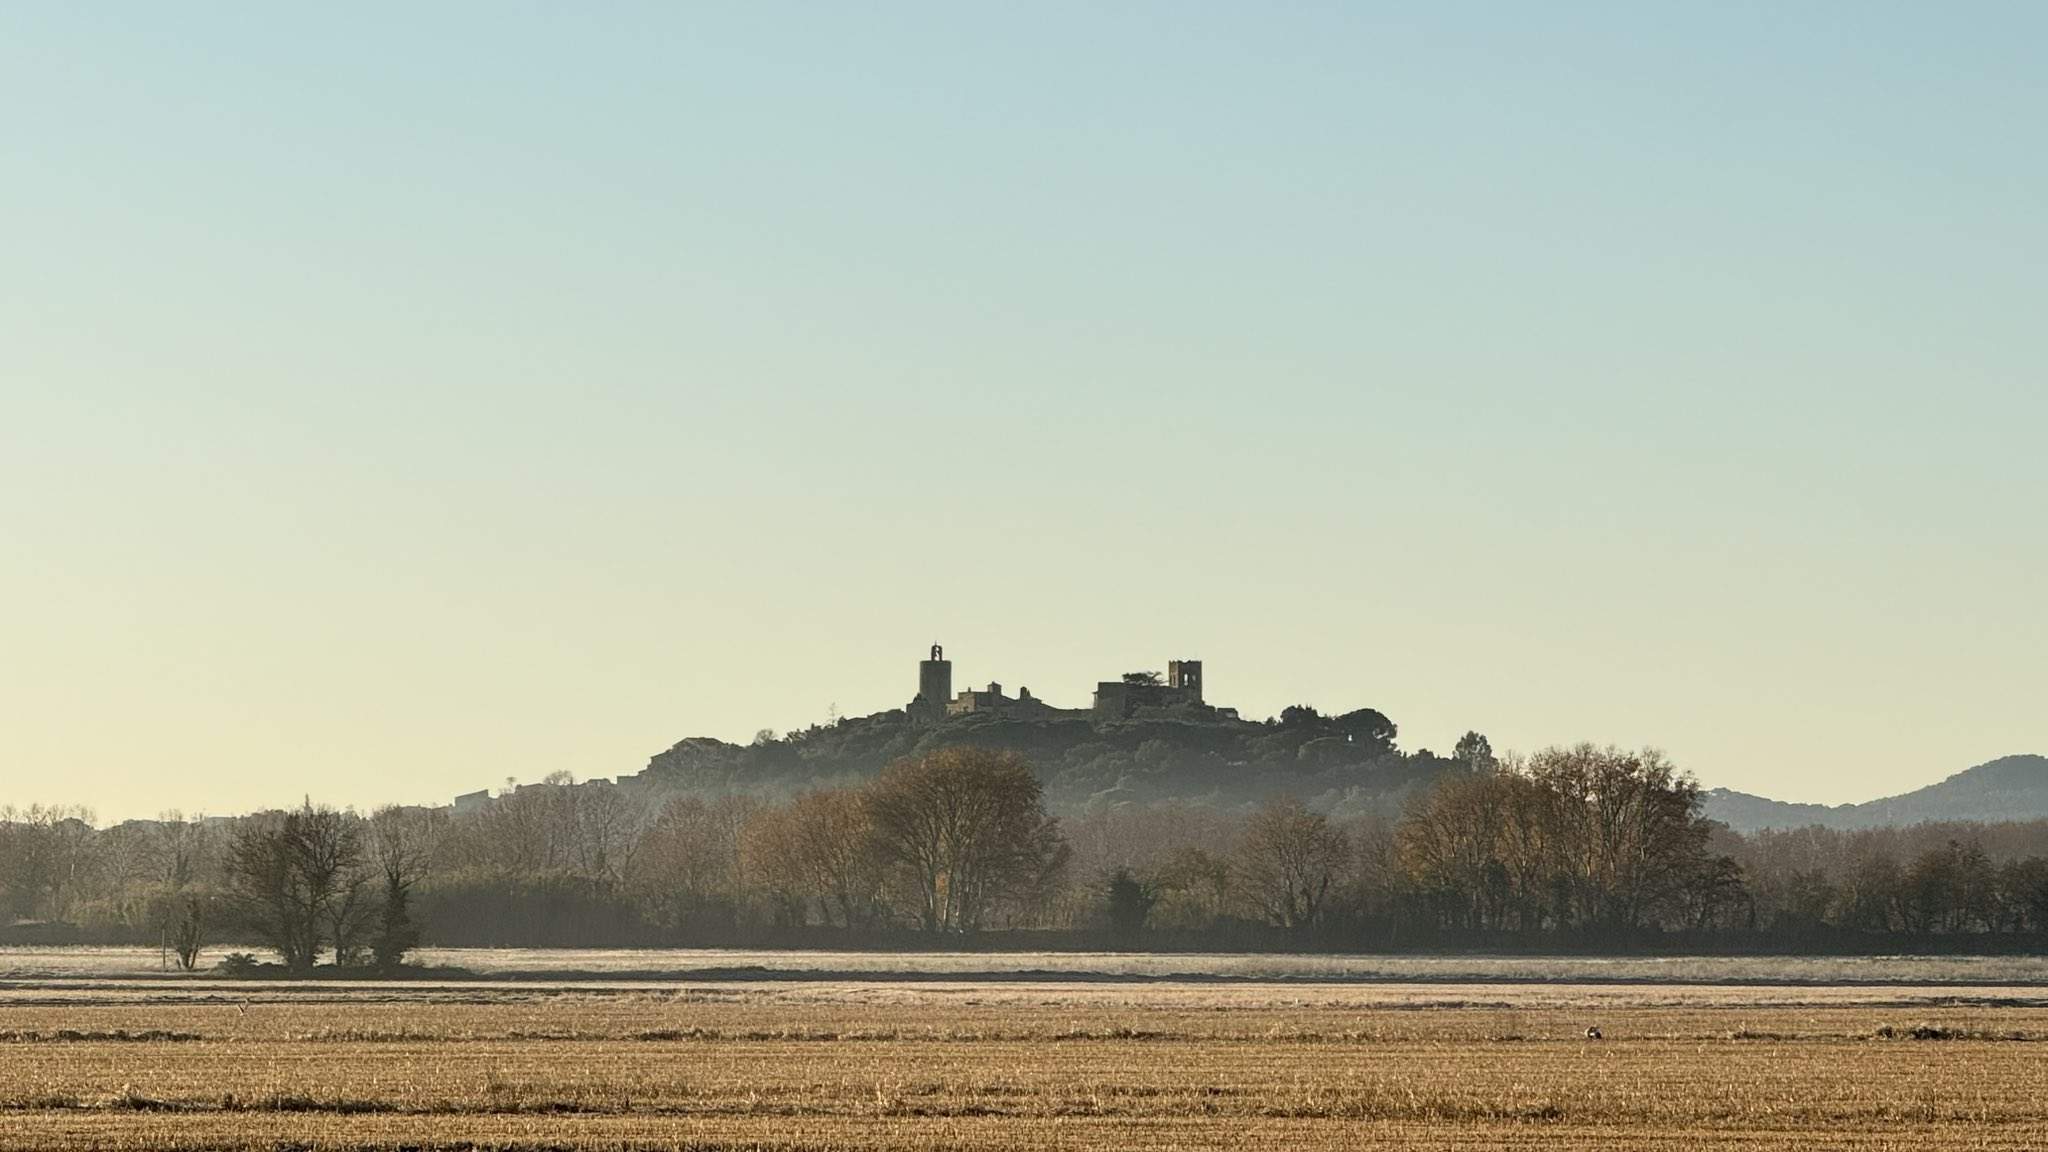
[{"left": 6, "top": 945, "right": 2048, "bottom": 986}]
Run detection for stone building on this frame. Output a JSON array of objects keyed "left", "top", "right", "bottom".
[
  {"left": 909, "top": 643, "right": 1063, "bottom": 722},
  {"left": 1092, "top": 659, "right": 1205, "bottom": 719},
  {"left": 908, "top": 643, "right": 1209, "bottom": 723},
  {"left": 910, "top": 643, "right": 952, "bottom": 723},
  {"left": 946, "top": 681, "right": 1054, "bottom": 717}
]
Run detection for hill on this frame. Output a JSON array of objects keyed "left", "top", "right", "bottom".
[
  {"left": 1704, "top": 755, "right": 2048, "bottom": 832},
  {"left": 635, "top": 708, "right": 2043, "bottom": 832},
  {"left": 632, "top": 702, "right": 1460, "bottom": 818}
]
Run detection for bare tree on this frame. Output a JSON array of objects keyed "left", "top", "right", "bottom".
[
  {"left": 367, "top": 806, "right": 443, "bottom": 970},
  {"left": 1236, "top": 798, "right": 1349, "bottom": 930},
  {"left": 1392, "top": 745, "right": 1731, "bottom": 935},
  {"left": 225, "top": 802, "right": 365, "bottom": 971},
  {"left": 1525, "top": 744, "right": 1712, "bottom": 931},
  {"left": 0, "top": 804, "right": 98, "bottom": 923},
  {"left": 146, "top": 814, "right": 218, "bottom": 970},
  {"left": 1396, "top": 771, "right": 1513, "bottom": 929},
  {"left": 867, "top": 747, "right": 1067, "bottom": 934},
  {"left": 572, "top": 786, "right": 644, "bottom": 886},
  {"left": 1065, "top": 803, "right": 1241, "bottom": 930},
  {"left": 325, "top": 859, "right": 377, "bottom": 968},
  {"left": 631, "top": 795, "right": 753, "bottom": 932},
  {"left": 1151, "top": 844, "right": 1235, "bottom": 929},
  {"left": 746, "top": 788, "right": 887, "bottom": 928}
]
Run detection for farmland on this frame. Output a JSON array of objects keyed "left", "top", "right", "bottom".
[{"left": 3, "top": 954, "right": 2047, "bottom": 1150}]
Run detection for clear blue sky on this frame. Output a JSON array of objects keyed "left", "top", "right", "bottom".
[{"left": 3, "top": 4, "right": 2042, "bottom": 820}]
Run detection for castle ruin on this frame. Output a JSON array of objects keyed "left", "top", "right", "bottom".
[{"left": 907, "top": 644, "right": 1216, "bottom": 724}]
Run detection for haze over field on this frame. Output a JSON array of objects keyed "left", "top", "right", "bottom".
[{"left": 3, "top": 4, "right": 2043, "bottom": 821}]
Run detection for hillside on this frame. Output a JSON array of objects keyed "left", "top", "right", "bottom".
[
  {"left": 1704, "top": 755, "right": 2048, "bottom": 832},
  {"left": 633, "top": 702, "right": 1458, "bottom": 818},
  {"left": 637, "top": 709, "right": 2043, "bottom": 833}
]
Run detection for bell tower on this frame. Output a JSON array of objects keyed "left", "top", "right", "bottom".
[{"left": 915, "top": 643, "right": 953, "bottom": 723}]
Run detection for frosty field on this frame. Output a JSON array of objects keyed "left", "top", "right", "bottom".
[
  {"left": 3, "top": 949, "right": 2046, "bottom": 1149},
  {"left": 10, "top": 945, "right": 2048, "bottom": 984}
]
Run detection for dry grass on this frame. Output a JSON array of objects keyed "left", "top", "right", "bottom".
[{"left": 1, "top": 980, "right": 2045, "bottom": 1149}]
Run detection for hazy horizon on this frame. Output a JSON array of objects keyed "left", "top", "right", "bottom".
[{"left": 5, "top": 4, "right": 2042, "bottom": 822}]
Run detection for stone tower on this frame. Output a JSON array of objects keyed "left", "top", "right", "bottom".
[
  {"left": 1167, "top": 660, "right": 1204, "bottom": 702},
  {"left": 915, "top": 643, "right": 953, "bottom": 723}
]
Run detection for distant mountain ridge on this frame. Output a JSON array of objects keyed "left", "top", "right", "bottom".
[{"left": 1704, "top": 755, "right": 2048, "bottom": 833}]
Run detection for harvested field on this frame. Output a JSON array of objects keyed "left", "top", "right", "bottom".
[{"left": 1, "top": 976, "right": 2045, "bottom": 1149}]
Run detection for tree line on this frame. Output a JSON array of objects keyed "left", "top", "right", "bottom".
[{"left": 7, "top": 742, "right": 2048, "bottom": 969}]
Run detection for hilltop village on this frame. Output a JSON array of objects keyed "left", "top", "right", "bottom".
[
  {"left": 908, "top": 644, "right": 1229, "bottom": 724},
  {"left": 593, "top": 644, "right": 1434, "bottom": 816}
]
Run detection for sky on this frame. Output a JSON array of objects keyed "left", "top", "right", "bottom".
[{"left": 2, "top": 4, "right": 2042, "bottom": 822}]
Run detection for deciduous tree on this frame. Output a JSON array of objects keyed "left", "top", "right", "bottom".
[
  {"left": 867, "top": 747, "right": 1067, "bottom": 933},
  {"left": 1236, "top": 797, "right": 1349, "bottom": 930},
  {"left": 225, "top": 802, "right": 365, "bottom": 971}
]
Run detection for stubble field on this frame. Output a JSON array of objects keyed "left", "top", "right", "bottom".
[{"left": 2, "top": 958, "right": 2045, "bottom": 1150}]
